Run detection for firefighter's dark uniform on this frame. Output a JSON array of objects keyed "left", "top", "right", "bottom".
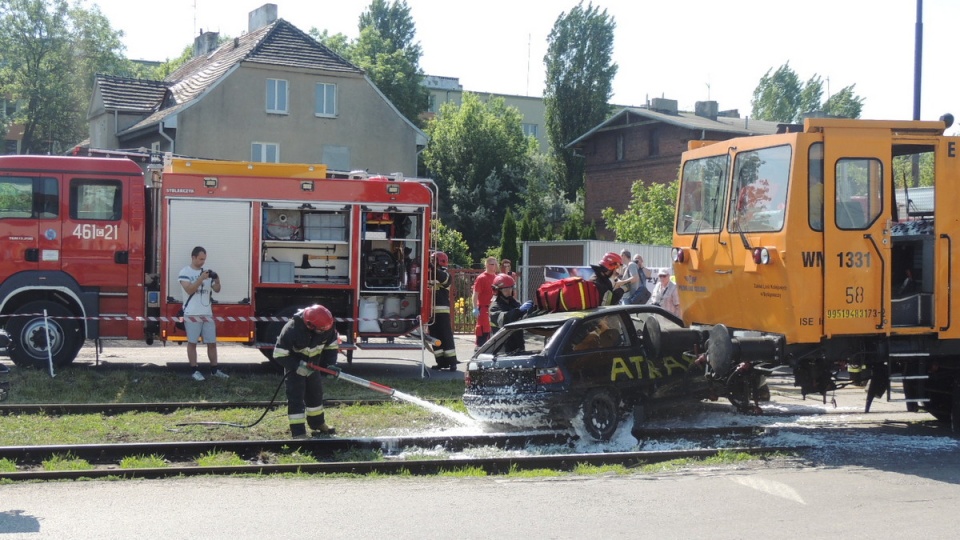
[
  {"left": 590, "top": 264, "right": 624, "bottom": 306},
  {"left": 489, "top": 294, "right": 526, "bottom": 353},
  {"left": 273, "top": 314, "right": 338, "bottom": 438},
  {"left": 428, "top": 263, "right": 458, "bottom": 370}
]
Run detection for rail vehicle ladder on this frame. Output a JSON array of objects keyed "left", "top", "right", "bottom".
[{"left": 887, "top": 352, "right": 930, "bottom": 406}]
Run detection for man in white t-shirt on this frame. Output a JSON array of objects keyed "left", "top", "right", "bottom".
[{"left": 179, "top": 246, "right": 227, "bottom": 381}]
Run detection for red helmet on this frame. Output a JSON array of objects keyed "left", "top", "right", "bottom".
[
  {"left": 301, "top": 304, "right": 334, "bottom": 332},
  {"left": 492, "top": 273, "right": 516, "bottom": 290},
  {"left": 431, "top": 250, "right": 449, "bottom": 267},
  {"left": 599, "top": 252, "right": 623, "bottom": 272}
]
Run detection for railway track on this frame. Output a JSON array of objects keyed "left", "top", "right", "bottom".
[{"left": 0, "top": 430, "right": 800, "bottom": 481}]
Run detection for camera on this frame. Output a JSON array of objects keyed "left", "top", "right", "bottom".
[{"left": 205, "top": 269, "right": 218, "bottom": 280}]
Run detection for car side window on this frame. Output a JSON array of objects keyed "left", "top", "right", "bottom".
[{"left": 567, "top": 315, "right": 629, "bottom": 352}]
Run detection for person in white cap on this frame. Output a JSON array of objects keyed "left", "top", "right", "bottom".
[{"left": 648, "top": 268, "right": 681, "bottom": 318}]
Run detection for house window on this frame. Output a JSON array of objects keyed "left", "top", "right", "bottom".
[
  {"left": 315, "top": 83, "right": 337, "bottom": 117},
  {"left": 649, "top": 128, "right": 660, "bottom": 157},
  {"left": 427, "top": 94, "right": 437, "bottom": 113},
  {"left": 266, "top": 79, "right": 288, "bottom": 114},
  {"left": 522, "top": 123, "right": 538, "bottom": 138},
  {"left": 616, "top": 134, "right": 624, "bottom": 161},
  {"left": 252, "top": 142, "right": 279, "bottom": 163}
]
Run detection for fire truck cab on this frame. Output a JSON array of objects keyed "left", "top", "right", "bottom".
[{"left": 0, "top": 154, "right": 436, "bottom": 368}]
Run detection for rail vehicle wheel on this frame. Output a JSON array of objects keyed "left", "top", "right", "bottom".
[
  {"left": 6, "top": 301, "right": 82, "bottom": 369},
  {"left": 578, "top": 388, "right": 620, "bottom": 441},
  {"left": 706, "top": 324, "right": 733, "bottom": 377}
]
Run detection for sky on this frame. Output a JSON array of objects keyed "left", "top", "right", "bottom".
[{"left": 86, "top": 0, "right": 959, "bottom": 124}]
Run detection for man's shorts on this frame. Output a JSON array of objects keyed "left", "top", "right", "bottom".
[{"left": 185, "top": 316, "right": 217, "bottom": 344}]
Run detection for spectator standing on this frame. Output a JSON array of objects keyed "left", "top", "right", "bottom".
[
  {"left": 472, "top": 257, "right": 498, "bottom": 347},
  {"left": 649, "top": 269, "right": 682, "bottom": 318},
  {"left": 614, "top": 250, "right": 642, "bottom": 305},
  {"left": 178, "top": 246, "right": 226, "bottom": 381}
]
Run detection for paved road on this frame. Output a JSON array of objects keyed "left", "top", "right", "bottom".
[{"left": 1, "top": 454, "right": 958, "bottom": 539}]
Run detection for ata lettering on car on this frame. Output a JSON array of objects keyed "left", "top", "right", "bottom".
[{"left": 610, "top": 355, "right": 691, "bottom": 381}]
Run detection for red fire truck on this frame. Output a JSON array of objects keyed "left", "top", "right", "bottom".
[{"left": 0, "top": 153, "right": 436, "bottom": 368}]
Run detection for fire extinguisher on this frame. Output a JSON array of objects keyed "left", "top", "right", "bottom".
[{"left": 407, "top": 259, "right": 420, "bottom": 291}]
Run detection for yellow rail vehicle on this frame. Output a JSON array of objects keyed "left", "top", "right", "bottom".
[{"left": 671, "top": 115, "right": 960, "bottom": 429}]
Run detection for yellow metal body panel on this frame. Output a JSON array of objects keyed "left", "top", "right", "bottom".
[{"left": 164, "top": 157, "right": 328, "bottom": 179}]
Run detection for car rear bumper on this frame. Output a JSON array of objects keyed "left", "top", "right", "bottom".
[{"left": 463, "top": 390, "right": 577, "bottom": 427}]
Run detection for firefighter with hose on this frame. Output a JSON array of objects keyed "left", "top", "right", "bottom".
[
  {"left": 274, "top": 304, "right": 340, "bottom": 438},
  {"left": 428, "top": 251, "right": 458, "bottom": 371}
]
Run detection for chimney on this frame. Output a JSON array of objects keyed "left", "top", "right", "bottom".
[
  {"left": 649, "top": 97, "right": 678, "bottom": 115},
  {"left": 193, "top": 30, "right": 220, "bottom": 57},
  {"left": 695, "top": 100, "right": 719, "bottom": 121},
  {"left": 249, "top": 3, "right": 278, "bottom": 32}
]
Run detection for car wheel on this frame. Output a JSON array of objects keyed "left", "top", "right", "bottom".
[
  {"left": 6, "top": 301, "right": 82, "bottom": 369},
  {"left": 579, "top": 388, "right": 620, "bottom": 441}
]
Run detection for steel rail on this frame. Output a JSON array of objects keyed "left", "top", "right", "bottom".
[
  {"left": 0, "top": 445, "right": 802, "bottom": 482},
  {"left": 0, "top": 399, "right": 395, "bottom": 415}
]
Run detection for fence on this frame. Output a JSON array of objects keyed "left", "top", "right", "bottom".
[{"left": 447, "top": 267, "right": 555, "bottom": 334}]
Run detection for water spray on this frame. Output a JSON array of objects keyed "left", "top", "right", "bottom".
[{"left": 308, "top": 363, "right": 395, "bottom": 396}]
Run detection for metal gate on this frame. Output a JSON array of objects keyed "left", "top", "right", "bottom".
[{"left": 450, "top": 269, "right": 481, "bottom": 333}]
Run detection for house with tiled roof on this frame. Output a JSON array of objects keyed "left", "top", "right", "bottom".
[
  {"left": 86, "top": 4, "right": 425, "bottom": 176},
  {"left": 568, "top": 97, "right": 781, "bottom": 239}
]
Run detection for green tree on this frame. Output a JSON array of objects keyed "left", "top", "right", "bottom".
[
  {"left": 752, "top": 63, "right": 864, "bottom": 122},
  {"left": 499, "top": 208, "right": 519, "bottom": 265},
  {"left": 311, "top": 1, "right": 428, "bottom": 126},
  {"left": 433, "top": 219, "right": 471, "bottom": 268},
  {"left": 543, "top": 1, "right": 617, "bottom": 200},
  {"left": 751, "top": 63, "right": 802, "bottom": 123},
  {"left": 602, "top": 179, "right": 679, "bottom": 245},
  {"left": 422, "top": 92, "right": 529, "bottom": 259},
  {"left": 0, "top": 0, "right": 128, "bottom": 153},
  {"left": 823, "top": 84, "right": 865, "bottom": 119}
]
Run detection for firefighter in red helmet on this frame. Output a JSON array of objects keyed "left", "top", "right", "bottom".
[
  {"left": 274, "top": 304, "right": 339, "bottom": 438},
  {"left": 428, "top": 251, "right": 458, "bottom": 371},
  {"left": 489, "top": 273, "right": 534, "bottom": 353},
  {"left": 590, "top": 252, "right": 624, "bottom": 306}
]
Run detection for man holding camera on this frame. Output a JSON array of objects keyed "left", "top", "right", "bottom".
[{"left": 179, "top": 246, "right": 227, "bottom": 381}]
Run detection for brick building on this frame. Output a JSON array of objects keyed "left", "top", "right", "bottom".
[{"left": 569, "top": 98, "right": 780, "bottom": 239}]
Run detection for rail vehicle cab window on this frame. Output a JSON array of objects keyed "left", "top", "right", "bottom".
[
  {"left": 0, "top": 177, "right": 58, "bottom": 219},
  {"left": 677, "top": 154, "right": 729, "bottom": 234},
  {"left": 835, "top": 158, "right": 882, "bottom": 230},
  {"left": 809, "top": 143, "right": 824, "bottom": 231},
  {"left": 729, "top": 145, "right": 791, "bottom": 232},
  {"left": 70, "top": 179, "right": 122, "bottom": 221}
]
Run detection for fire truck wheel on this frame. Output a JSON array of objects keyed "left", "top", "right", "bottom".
[
  {"left": 6, "top": 301, "right": 82, "bottom": 369},
  {"left": 578, "top": 388, "right": 621, "bottom": 441}
]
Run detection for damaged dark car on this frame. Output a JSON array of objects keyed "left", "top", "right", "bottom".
[{"left": 464, "top": 305, "right": 734, "bottom": 440}]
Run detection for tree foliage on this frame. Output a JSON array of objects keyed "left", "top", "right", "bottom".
[
  {"left": 499, "top": 208, "right": 519, "bottom": 265},
  {"left": 312, "top": 0, "right": 428, "bottom": 127},
  {"left": 602, "top": 179, "right": 679, "bottom": 246},
  {"left": 752, "top": 62, "right": 864, "bottom": 122},
  {"left": 0, "top": 0, "right": 129, "bottom": 153},
  {"left": 422, "top": 92, "right": 530, "bottom": 259},
  {"left": 433, "top": 219, "right": 471, "bottom": 268},
  {"left": 543, "top": 1, "right": 617, "bottom": 200}
]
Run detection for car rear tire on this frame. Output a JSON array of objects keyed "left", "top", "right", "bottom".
[{"left": 579, "top": 388, "right": 620, "bottom": 441}]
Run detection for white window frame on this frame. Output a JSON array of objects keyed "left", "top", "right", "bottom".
[
  {"left": 252, "top": 142, "right": 280, "bottom": 163},
  {"left": 266, "top": 79, "right": 288, "bottom": 114},
  {"left": 315, "top": 82, "right": 337, "bottom": 117}
]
